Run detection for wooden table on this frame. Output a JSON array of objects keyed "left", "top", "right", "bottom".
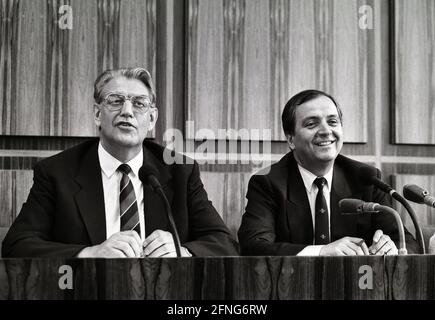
[{"left": 0, "top": 256, "right": 434, "bottom": 300}]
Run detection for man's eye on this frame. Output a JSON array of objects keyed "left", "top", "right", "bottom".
[
  {"left": 106, "top": 95, "right": 124, "bottom": 105},
  {"left": 305, "top": 122, "right": 316, "bottom": 128},
  {"left": 133, "top": 102, "right": 145, "bottom": 108},
  {"left": 328, "top": 119, "right": 339, "bottom": 126},
  {"left": 108, "top": 98, "right": 124, "bottom": 105}
]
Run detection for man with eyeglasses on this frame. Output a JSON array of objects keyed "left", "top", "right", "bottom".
[{"left": 2, "top": 67, "right": 239, "bottom": 258}]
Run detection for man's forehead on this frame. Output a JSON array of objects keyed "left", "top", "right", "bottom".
[
  {"left": 101, "top": 76, "right": 149, "bottom": 95},
  {"left": 296, "top": 96, "right": 339, "bottom": 119}
]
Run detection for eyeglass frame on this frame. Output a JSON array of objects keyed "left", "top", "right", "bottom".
[{"left": 97, "top": 92, "right": 156, "bottom": 114}]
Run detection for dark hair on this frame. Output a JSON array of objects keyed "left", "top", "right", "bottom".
[
  {"left": 93, "top": 67, "right": 156, "bottom": 105},
  {"left": 281, "top": 89, "right": 342, "bottom": 137}
]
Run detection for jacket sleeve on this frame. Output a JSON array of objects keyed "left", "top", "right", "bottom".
[
  {"left": 370, "top": 169, "right": 420, "bottom": 254},
  {"left": 181, "top": 162, "right": 239, "bottom": 256},
  {"left": 1, "top": 161, "right": 86, "bottom": 257},
  {"left": 238, "top": 174, "right": 307, "bottom": 256}
]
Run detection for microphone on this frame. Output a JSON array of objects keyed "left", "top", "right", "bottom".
[
  {"left": 339, "top": 198, "right": 379, "bottom": 214},
  {"left": 139, "top": 165, "right": 182, "bottom": 257},
  {"left": 339, "top": 199, "right": 407, "bottom": 254},
  {"left": 139, "top": 165, "right": 161, "bottom": 192},
  {"left": 357, "top": 166, "right": 426, "bottom": 254},
  {"left": 358, "top": 166, "right": 395, "bottom": 195},
  {"left": 403, "top": 184, "right": 435, "bottom": 208}
]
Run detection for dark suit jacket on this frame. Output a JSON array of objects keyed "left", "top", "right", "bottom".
[
  {"left": 238, "top": 152, "right": 419, "bottom": 255},
  {"left": 2, "top": 138, "right": 239, "bottom": 257}
]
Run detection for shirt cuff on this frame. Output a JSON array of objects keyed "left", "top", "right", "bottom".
[
  {"left": 181, "top": 246, "right": 193, "bottom": 257},
  {"left": 296, "top": 245, "right": 324, "bottom": 256},
  {"left": 429, "top": 234, "right": 435, "bottom": 254}
]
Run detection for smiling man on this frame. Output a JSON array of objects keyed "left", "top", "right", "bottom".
[
  {"left": 238, "top": 89, "right": 418, "bottom": 256},
  {"left": 2, "top": 67, "right": 238, "bottom": 258}
]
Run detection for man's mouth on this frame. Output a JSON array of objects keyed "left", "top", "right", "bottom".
[
  {"left": 116, "top": 121, "right": 135, "bottom": 129},
  {"left": 314, "top": 140, "right": 335, "bottom": 146}
]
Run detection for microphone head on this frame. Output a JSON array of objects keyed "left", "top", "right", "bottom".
[
  {"left": 339, "top": 199, "right": 365, "bottom": 215},
  {"left": 403, "top": 184, "right": 427, "bottom": 204},
  {"left": 357, "top": 165, "right": 393, "bottom": 193},
  {"left": 139, "top": 165, "right": 160, "bottom": 190},
  {"left": 357, "top": 165, "right": 378, "bottom": 186},
  {"left": 339, "top": 199, "right": 379, "bottom": 214},
  {"left": 139, "top": 165, "right": 158, "bottom": 181}
]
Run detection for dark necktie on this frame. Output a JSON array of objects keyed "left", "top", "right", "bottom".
[
  {"left": 118, "top": 164, "right": 140, "bottom": 236},
  {"left": 314, "top": 177, "right": 329, "bottom": 244}
]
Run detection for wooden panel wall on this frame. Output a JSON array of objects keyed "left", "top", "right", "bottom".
[
  {"left": 187, "top": 0, "right": 371, "bottom": 142},
  {"left": 0, "top": 170, "right": 33, "bottom": 228},
  {"left": 200, "top": 170, "right": 253, "bottom": 237},
  {"left": 393, "top": 0, "right": 435, "bottom": 144},
  {"left": 0, "top": 0, "right": 156, "bottom": 136},
  {"left": 0, "top": 170, "right": 33, "bottom": 255}
]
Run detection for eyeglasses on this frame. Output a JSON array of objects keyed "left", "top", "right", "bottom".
[{"left": 100, "top": 93, "right": 154, "bottom": 113}]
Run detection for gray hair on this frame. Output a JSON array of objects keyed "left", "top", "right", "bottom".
[{"left": 93, "top": 67, "right": 156, "bottom": 105}]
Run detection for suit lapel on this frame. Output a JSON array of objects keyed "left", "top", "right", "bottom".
[
  {"left": 74, "top": 142, "right": 107, "bottom": 245},
  {"left": 142, "top": 143, "right": 173, "bottom": 236},
  {"left": 330, "top": 163, "right": 362, "bottom": 240},
  {"left": 284, "top": 153, "right": 314, "bottom": 244}
]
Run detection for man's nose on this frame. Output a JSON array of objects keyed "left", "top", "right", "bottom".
[
  {"left": 317, "top": 121, "right": 332, "bottom": 135},
  {"left": 119, "top": 100, "right": 134, "bottom": 116}
]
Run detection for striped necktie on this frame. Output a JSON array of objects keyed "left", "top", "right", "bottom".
[
  {"left": 118, "top": 164, "right": 140, "bottom": 236},
  {"left": 314, "top": 177, "right": 329, "bottom": 244}
]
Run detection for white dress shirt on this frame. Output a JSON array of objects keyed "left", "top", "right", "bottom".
[
  {"left": 296, "top": 164, "right": 333, "bottom": 256},
  {"left": 98, "top": 143, "right": 145, "bottom": 242}
]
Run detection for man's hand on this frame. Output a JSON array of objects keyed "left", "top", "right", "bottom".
[
  {"left": 319, "top": 237, "right": 370, "bottom": 256},
  {"left": 77, "top": 231, "right": 143, "bottom": 258},
  {"left": 143, "top": 229, "right": 191, "bottom": 257},
  {"left": 369, "top": 230, "right": 398, "bottom": 255}
]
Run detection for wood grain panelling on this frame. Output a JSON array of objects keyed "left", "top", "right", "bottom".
[
  {"left": 201, "top": 171, "right": 253, "bottom": 237},
  {"left": 0, "top": 0, "right": 156, "bottom": 137},
  {"left": 388, "top": 255, "right": 435, "bottom": 300},
  {"left": 0, "top": 257, "right": 393, "bottom": 299},
  {"left": 118, "top": 0, "right": 155, "bottom": 71},
  {"left": 154, "top": 0, "right": 185, "bottom": 144},
  {"left": 0, "top": 136, "right": 88, "bottom": 151},
  {"left": 15, "top": 0, "right": 47, "bottom": 135},
  {"left": 0, "top": 259, "right": 99, "bottom": 299},
  {"left": 187, "top": 0, "right": 371, "bottom": 142},
  {"left": 393, "top": 0, "right": 435, "bottom": 144},
  {"left": 47, "top": 0, "right": 70, "bottom": 136},
  {"left": 97, "top": 0, "right": 119, "bottom": 72},
  {"left": 0, "top": 0, "right": 19, "bottom": 134},
  {"left": 0, "top": 170, "right": 33, "bottom": 227},
  {"left": 67, "top": 0, "right": 98, "bottom": 137},
  {"left": 392, "top": 174, "right": 435, "bottom": 236}
]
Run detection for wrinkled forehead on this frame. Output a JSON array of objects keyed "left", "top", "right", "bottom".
[{"left": 101, "top": 76, "right": 150, "bottom": 97}]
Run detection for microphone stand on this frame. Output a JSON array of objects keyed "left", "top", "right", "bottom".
[
  {"left": 340, "top": 199, "right": 407, "bottom": 255},
  {"left": 391, "top": 193, "right": 425, "bottom": 254},
  {"left": 377, "top": 205, "right": 407, "bottom": 255},
  {"left": 154, "top": 186, "right": 182, "bottom": 257},
  {"left": 140, "top": 166, "right": 183, "bottom": 258}
]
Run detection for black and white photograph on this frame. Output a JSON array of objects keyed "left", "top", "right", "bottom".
[{"left": 0, "top": 0, "right": 434, "bottom": 312}]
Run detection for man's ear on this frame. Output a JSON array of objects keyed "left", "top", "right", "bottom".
[
  {"left": 147, "top": 108, "right": 158, "bottom": 131},
  {"left": 93, "top": 104, "right": 101, "bottom": 128},
  {"left": 286, "top": 135, "right": 295, "bottom": 150}
]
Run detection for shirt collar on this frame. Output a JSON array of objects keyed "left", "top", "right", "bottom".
[
  {"left": 297, "top": 163, "right": 334, "bottom": 193},
  {"left": 98, "top": 142, "right": 143, "bottom": 179}
]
